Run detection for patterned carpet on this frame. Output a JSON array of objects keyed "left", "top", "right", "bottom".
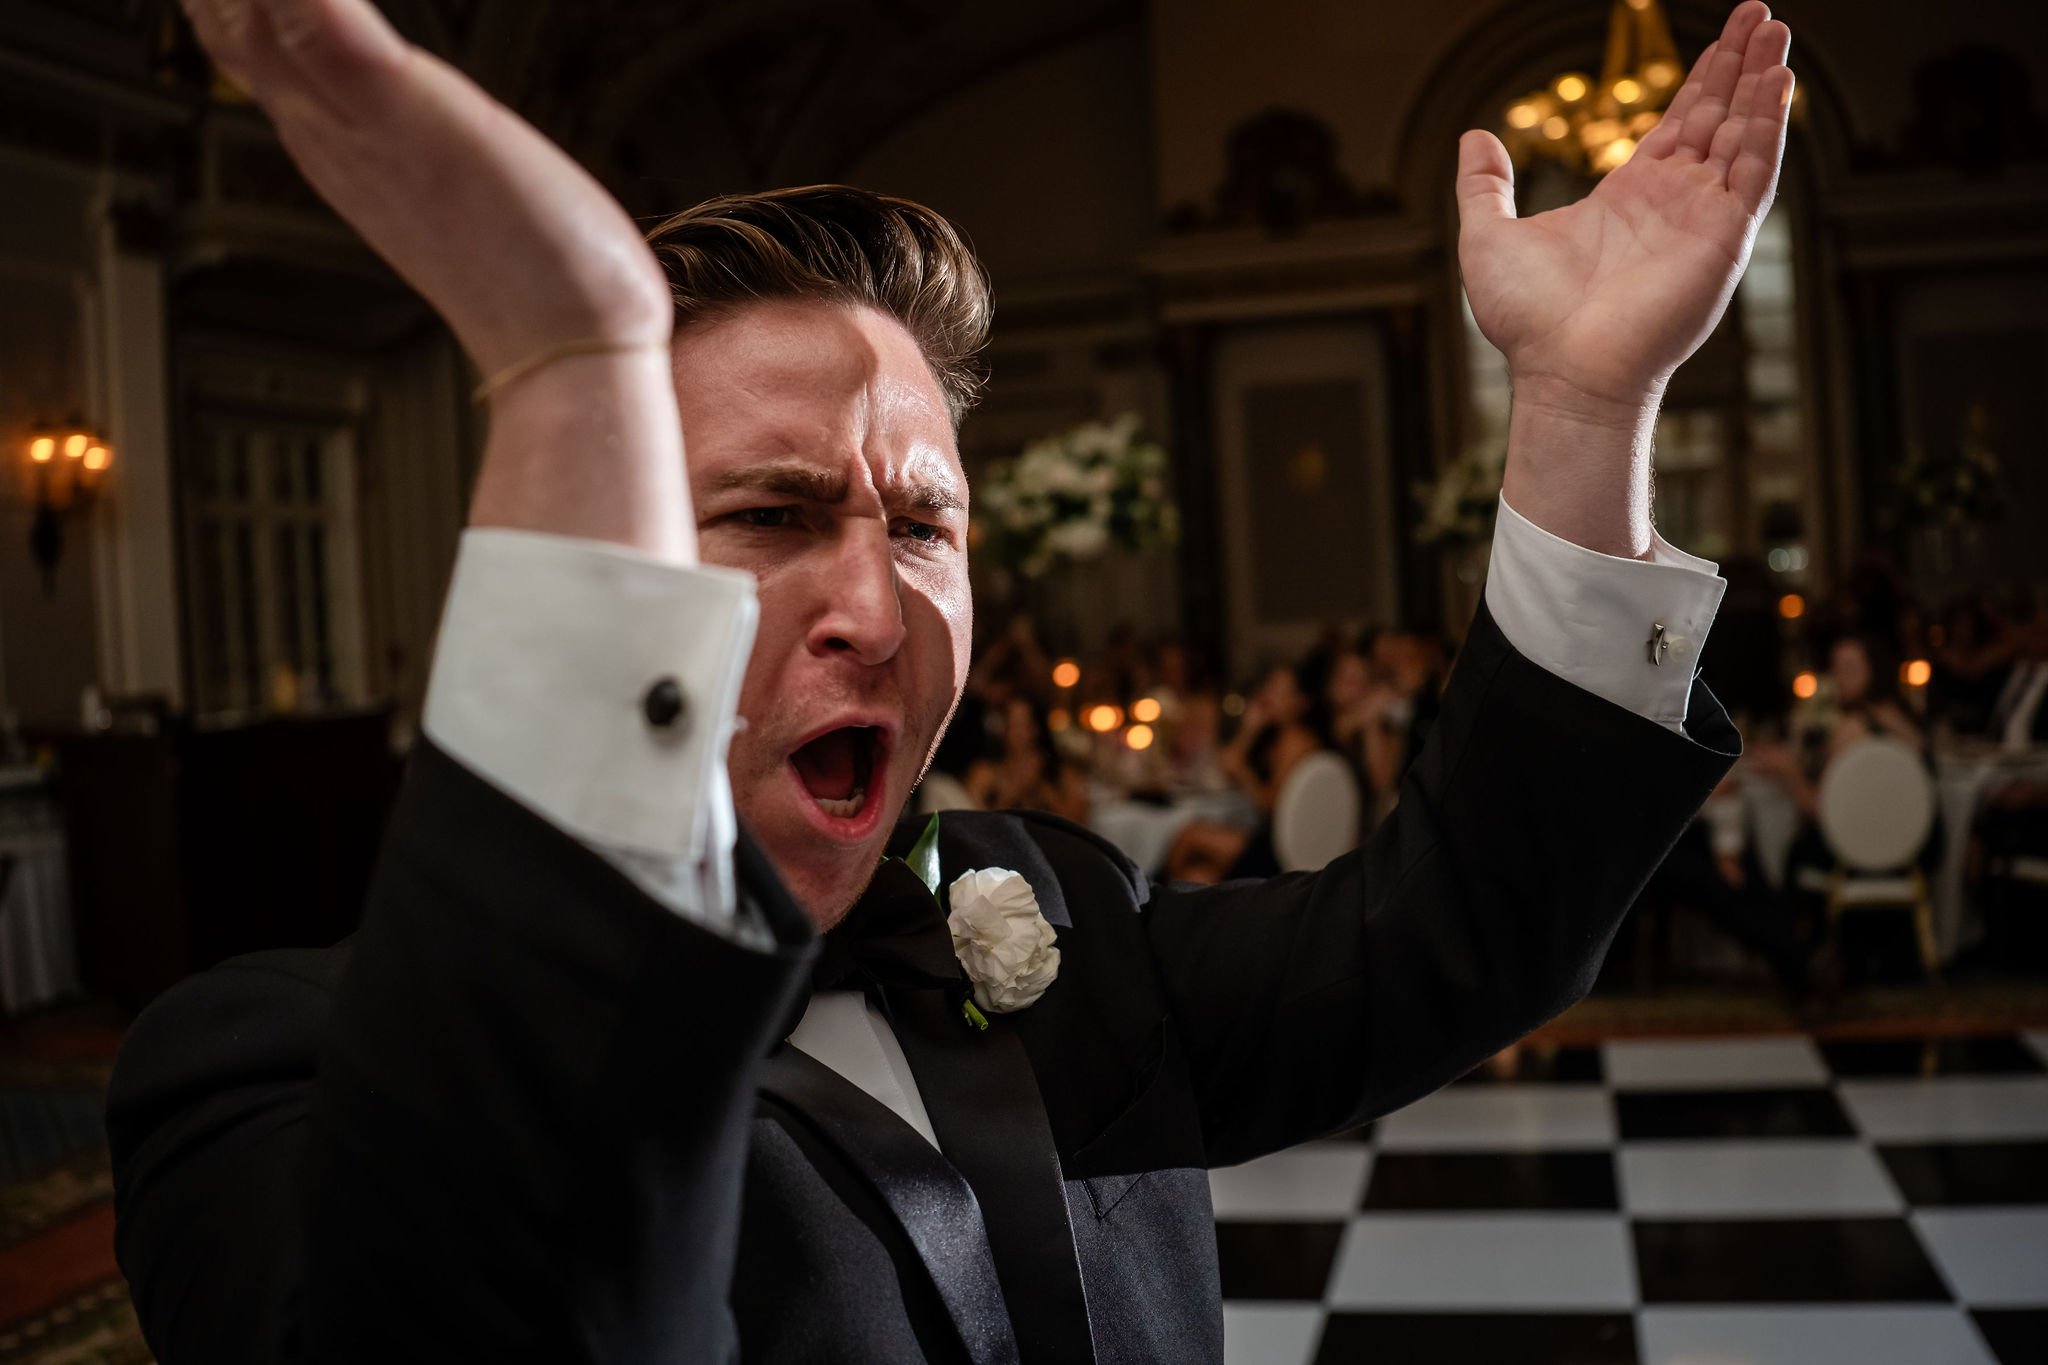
[{"left": 0, "top": 1015, "right": 147, "bottom": 1364}]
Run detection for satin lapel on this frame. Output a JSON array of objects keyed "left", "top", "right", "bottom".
[
  {"left": 756, "top": 1046, "right": 1020, "bottom": 1365},
  {"left": 888, "top": 991, "right": 1096, "bottom": 1364}
]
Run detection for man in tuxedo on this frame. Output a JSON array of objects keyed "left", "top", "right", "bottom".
[{"left": 109, "top": 1, "right": 1792, "bottom": 1360}]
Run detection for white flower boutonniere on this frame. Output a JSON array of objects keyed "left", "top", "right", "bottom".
[{"left": 947, "top": 867, "right": 1060, "bottom": 1016}]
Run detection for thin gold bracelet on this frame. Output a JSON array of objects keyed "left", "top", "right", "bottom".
[{"left": 471, "top": 337, "right": 669, "bottom": 403}]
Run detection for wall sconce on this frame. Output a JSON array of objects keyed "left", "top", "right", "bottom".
[{"left": 24, "top": 417, "right": 114, "bottom": 593}]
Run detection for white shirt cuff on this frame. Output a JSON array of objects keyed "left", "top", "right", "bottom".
[
  {"left": 1483, "top": 496, "right": 1726, "bottom": 733},
  {"left": 422, "top": 528, "right": 758, "bottom": 923}
]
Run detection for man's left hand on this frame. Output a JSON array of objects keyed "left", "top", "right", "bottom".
[
  {"left": 1460, "top": 1, "right": 1793, "bottom": 557},
  {"left": 1458, "top": 1, "right": 1794, "bottom": 412}
]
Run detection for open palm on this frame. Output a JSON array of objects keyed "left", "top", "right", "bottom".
[{"left": 1459, "top": 2, "right": 1794, "bottom": 408}]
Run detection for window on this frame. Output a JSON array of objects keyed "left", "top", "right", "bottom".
[
  {"left": 183, "top": 413, "right": 365, "bottom": 716},
  {"left": 1459, "top": 185, "right": 1813, "bottom": 572}
]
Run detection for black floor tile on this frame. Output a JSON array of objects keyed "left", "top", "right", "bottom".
[
  {"left": 1820, "top": 1036, "right": 2046, "bottom": 1078},
  {"left": 1452, "top": 1045, "right": 1605, "bottom": 1086},
  {"left": 1363, "top": 1151, "right": 1618, "bottom": 1211},
  {"left": 1615, "top": 1087, "right": 1856, "bottom": 1140},
  {"left": 1880, "top": 1141, "right": 2048, "bottom": 1205},
  {"left": 1633, "top": 1218, "right": 1951, "bottom": 1303},
  {"left": 1314, "top": 1312, "right": 1638, "bottom": 1364},
  {"left": 1973, "top": 1308, "right": 2048, "bottom": 1365},
  {"left": 1212, "top": 1221, "right": 1344, "bottom": 1300}
]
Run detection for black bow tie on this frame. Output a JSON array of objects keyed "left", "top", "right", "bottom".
[{"left": 808, "top": 857, "right": 962, "bottom": 998}]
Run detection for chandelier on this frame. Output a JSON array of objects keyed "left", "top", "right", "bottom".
[{"left": 1500, "top": 0, "right": 1683, "bottom": 177}]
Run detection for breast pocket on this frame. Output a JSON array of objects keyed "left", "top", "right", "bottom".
[{"left": 1066, "top": 1018, "right": 1204, "bottom": 1200}]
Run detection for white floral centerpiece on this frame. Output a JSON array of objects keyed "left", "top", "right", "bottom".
[{"left": 976, "top": 412, "right": 1179, "bottom": 579}]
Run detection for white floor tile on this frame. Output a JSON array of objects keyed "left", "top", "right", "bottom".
[
  {"left": 1638, "top": 1306, "right": 1997, "bottom": 1365},
  {"left": 1374, "top": 1085, "right": 1615, "bottom": 1151},
  {"left": 1221, "top": 1303, "right": 1323, "bottom": 1365},
  {"left": 1914, "top": 1208, "right": 2048, "bottom": 1306},
  {"left": 1325, "top": 1213, "right": 1636, "bottom": 1309},
  {"left": 1209, "top": 1147, "right": 1373, "bottom": 1220},
  {"left": 1604, "top": 1036, "right": 1829, "bottom": 1091},
  {"left": 1619, "top": 1139, "right": 1904, "bottom": 1218},
  {"left": 1837, "top": 1077, "right": 2048, "bottom": 1142}
]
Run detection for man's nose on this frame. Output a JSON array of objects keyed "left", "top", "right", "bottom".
[{"left": 807, "top": 522, "right": 906, "bottom": 665}]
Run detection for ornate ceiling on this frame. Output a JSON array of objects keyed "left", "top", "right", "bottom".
[
  {"left": 382, "top": 0, "right": 1139, "bottom": 212},
  {"left": 0, "top": 0, "right": 1135, "bottom": 212}
]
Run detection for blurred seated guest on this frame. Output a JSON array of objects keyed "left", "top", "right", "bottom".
[
  {"left": 1328, "top": 641, "right": 1403, "bottom": 831},
  {"left": 1630, "top": 769, "right": 1816, "bottom": 998},
  {"left": 966, "top": 695, "right": 1088, "bottom": 824},
  {"left": 1750, "top": 633, "right": 1936, "bottom": 976},
  {"left": 1165, "top": 689, "right": 1229, "bottom": 794},
  {"left": 1987, "top": 594, "right": 2048, "bottom": 753},
  {"left": 1756, "top": 634, "right": 1925, "bottom": 802},
  {"left": 1164, "top": 654, "right": 1335, "bottom": 883},
  {"left": 1101, "top": 622, "right": 1151, "bottom": 706},
  {"left": 1149, "top": 638, "right": 1194, "bottom": 720},
  {"left": 1376, "top": 625, "right": 1449, "bottom": 772},
  {"left": 1931, "top": 596, "right": 2018, "bottom": 737},
  {"left": 969, "top": 613, "right": 1054, "bottom": 711}
]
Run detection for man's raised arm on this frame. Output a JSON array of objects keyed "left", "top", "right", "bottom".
[
  {"left": 1145, "top": 2, "right": 1792, "bottom": 1163},
  {"left": 111, "top": 2, "right": 801, "bottom": 1360}
]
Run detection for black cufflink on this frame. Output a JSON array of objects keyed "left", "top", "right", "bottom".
[{"left": 642, "top": 676, "right": 687, "bottom": 730}]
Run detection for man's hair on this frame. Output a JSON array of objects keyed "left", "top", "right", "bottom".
[{"left": 645, "top": 185, "right": 992, "bottom": 427}]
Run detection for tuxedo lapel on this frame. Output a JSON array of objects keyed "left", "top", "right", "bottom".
[
  {"left": 756, "top": 1045, "right": 1020, "bottom": 1365},
  {"left": 886, "top": 994, "right": 1095, "bottom": 1365}
]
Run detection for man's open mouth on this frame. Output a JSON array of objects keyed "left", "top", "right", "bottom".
[{"left": 789, "top": 726, "right": 884, "bottom": 820}]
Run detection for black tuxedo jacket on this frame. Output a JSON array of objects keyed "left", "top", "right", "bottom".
[{"left": 107, "top": 605, "right": 1737, "bottom": 1363}]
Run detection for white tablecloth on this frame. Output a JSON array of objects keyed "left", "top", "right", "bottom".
[
  {"left": 0, "top": 834, "right": 76, "bottom": 1015},
  {"left": 1089, "top": 789, "right": 1257, "bottom": 876},
  {"left": 0, "top": 772, "right": 79, "bottom": 1017}
]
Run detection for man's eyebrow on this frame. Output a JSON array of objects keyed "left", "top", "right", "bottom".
[
  {"left": 708, "top": 461, "right": 848, "bottom": 502},
  {"left": 709, "top": 459, "right": 964, "bottom": 514},
  {"left": 900, "top": 482, "right": 966, "bottom": 514}
]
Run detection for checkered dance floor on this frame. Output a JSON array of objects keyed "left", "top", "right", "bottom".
[{"left": 1211, "top": 1031, "right": 2048, "bottom": 1365}]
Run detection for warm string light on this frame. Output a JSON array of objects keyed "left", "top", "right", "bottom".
[
  {"left": 1779, "top": 594, "right": 1806, "bottom": 620},
  {"left": 1902, "top": 659, "right": 1933, "bottom": 688},
  {"left": 1131, "top": 696, "right": 1162, "bottom": 724},
  {"left": 1052, "top": 660, "right": 1080, "bottom": 690},
  {"left": 1085, "top": 704, "right": 1124, "bottom": 734},
  {"left": 1124, "top": 724, "right": 1155, "bottom": 751},
  {"left": 1792, "top": 672, "right": 1819, "bottom": 700}
]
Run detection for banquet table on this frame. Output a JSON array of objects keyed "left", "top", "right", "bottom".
[
  {"left": 1740, "top": 745, "right": 2048, "bottom": 962},
  {"left": 1088, "top": 787, "right": 1257, "bottom": 876},
  {"left": 0, "top": 764, "right": 79, "bottom": 1016}
]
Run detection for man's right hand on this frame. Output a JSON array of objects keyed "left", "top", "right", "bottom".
[{"left": 179, "top": 0, "right": 694, "bottom": 560}]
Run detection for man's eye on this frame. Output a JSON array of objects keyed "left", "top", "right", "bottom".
[
  {"left": 739, "top": 507, "right": 793, "bottom": 529},
  {"left": 898, "top": 520, "right": 945, "bottom": 545}
]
